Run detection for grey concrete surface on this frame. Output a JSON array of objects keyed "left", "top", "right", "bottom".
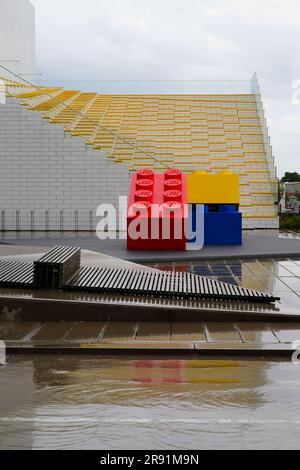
[
  {"left": 1, "top": 232, "right": 300, "bottom": 262},
  {"left": 2, "top": 320, "right": 300, "bottom": 358}
]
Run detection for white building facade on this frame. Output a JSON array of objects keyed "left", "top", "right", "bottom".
[
  {"left": 0, "top": 97, "right": 130, "bottom": 231},
  {"left": 0, "top": 0, "right": 35, "bottom": 80}
]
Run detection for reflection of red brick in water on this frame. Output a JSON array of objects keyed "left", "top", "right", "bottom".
[
  {"left": 133, "top": 377, "right": 183, "bottom": 384},
  {"left": 131, "top": 360, "right": 185, "bottom": 384},
  {"left": 133, "top": 360, "right": 185, "bottom": 368}
]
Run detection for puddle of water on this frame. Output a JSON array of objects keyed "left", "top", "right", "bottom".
[{"left": 0, "top": 355, "right": 300, "bottom": 450}]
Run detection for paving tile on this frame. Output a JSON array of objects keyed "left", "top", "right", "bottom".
[
  {"left": 100, "top": 322, "right": 138, "bottom": 342},
  {"left": 277, "top": 266, "right": 297, "bottom": 277},
  {"left": 31, "top": 322, "right": 75, "bottom": 341},
  {"left": 237, "top": 276, "right": 266, "bottom": 291},
  {"left": 135, "top": 322, "right": 171, "bottom": 341},
  {"left": 228, "top": 266, "right": 242, "bottom": 276},
  {"left": 216, "top": 276, "right": 239, "bottom": 286},
  {"left": 279, "top": 277, "right": 300, "bottom": 292},
  {"left": 269, "top": 323, "right": 300, "bottom": 343},
  {"left": 244, "top": 261, "right": 268, "bottom": 277},
  {"left": 156, "top": 264, "right": 175, "bottom": 272},
  {"left": 239, "top": 263, "right": 255, "bottom": 276},
  {"left": 0, "top": 321, "right": 41, "bottom": 341},
  {"left": 64, "top": 321, "right": 106, "bottom": 342},
  {"left": 279, "top": 260, "right": 299, "bottom": 269},
  {"left": 273, "top": 291, "right": 300, "bottom": 315},
  {"left": 260, "top": 260, "right": 293, "bottom": 277},
  {"left": 244, "top": 276, "right": 272, "bottom": 290},
  {"left": 171, "top": 322, "right": 206, "bottom": 342},
  {"left": 193, "top": 266, "right": 212, "bottom": 276},
  {"left": 278, "top": 260, "right": 296, "bottom": 265},
  {"left": 211, "top": 268, "right": 232, "bottom": 276},
  {"left": 265, "top": 277, "right": 292, "bottom": 293},
  {"left": 205, "top": 323, "right": 242, "bottom": 343},
  {"left": 286, "top": 264, "right": 300, "bottom": 277},
  {"left": 237, "top": 323, "right": 279, "bottom": 343}
]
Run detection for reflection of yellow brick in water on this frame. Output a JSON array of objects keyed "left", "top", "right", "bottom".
[
  {"left": 181, "top": 360, "right": 240, "bottom": 369},
  {"left": 175, "top": 360, "right": 241, "bottom": 385},
  {"left": 187, "top": 171, "right": 240, "bottom": 204}
]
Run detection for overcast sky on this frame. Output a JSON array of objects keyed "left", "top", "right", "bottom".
[{"left": 30, "top": 0, "right": 300, "bottom": 177}]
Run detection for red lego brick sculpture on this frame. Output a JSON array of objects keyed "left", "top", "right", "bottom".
[{"left": 127, "top": 169, "right": 188, "bottom": 250}]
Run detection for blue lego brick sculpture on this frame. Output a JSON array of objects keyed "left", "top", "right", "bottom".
[
  {"left": 204, "top": 211, "right": 242, "bottom": 246},
  {"left": 187, "top": 203, "right": 242, "bottom": 247}
]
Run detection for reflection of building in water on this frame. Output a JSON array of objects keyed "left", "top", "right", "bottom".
[
  {"left": 30, "top": 357, "right": 268, "bottom": 408},
  {"left": 0, "top": 356, "right": 271, "bottom": 449},
  {"left": 0, "top": 357, "right": 35, "bottom": 449},
  {"left": 242, "top": 260, "right": 276, "bottom": 293}
]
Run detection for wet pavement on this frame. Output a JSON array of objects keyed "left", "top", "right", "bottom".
[
  {"left": 148, "top": 257, "right": 300, "bottom": 314},
  {"left": 1, "top": 256, "right": 300, "bottom": 354},
  {"left": 0, "top": 356, "right": 300, "bottom": 449},
  {"left": 1, "top": 242, "right": 300, "bottom": 449},
  {"left": 1, "top": 319, "right": 300, "bottom": 356},
  {"left": 1, "top": 256, "right": 300, "bottom": 322}
]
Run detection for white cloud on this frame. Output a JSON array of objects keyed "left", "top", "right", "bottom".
[{"left": 30, "top": 0, "right": 300, "bottom": 176}]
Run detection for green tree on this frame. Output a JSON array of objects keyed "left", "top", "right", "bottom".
[
  {"left": 277, "top": 181, "right": 284, "bottom": 203},
  {"left": 281, "top": 172, "right": 300, "bottom": 183}
]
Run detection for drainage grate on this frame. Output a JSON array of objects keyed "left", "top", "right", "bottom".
[
  {"left": 33, "top": 246, "right": 81, "bottom": 289},
  {"left": 0, "top": 247, "right": 280, "bottom": 303},
  {"left": 64, "top": 266, "right": 280, "bottom": 303}
]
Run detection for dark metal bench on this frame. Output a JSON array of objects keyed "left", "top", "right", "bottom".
[{"left": 33, "top": 246, "right": 81, "bottom": 289}]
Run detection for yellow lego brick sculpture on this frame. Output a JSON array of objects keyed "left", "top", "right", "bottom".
[{"left": 187, "top": 171, "right": 240, "bottom": 205}]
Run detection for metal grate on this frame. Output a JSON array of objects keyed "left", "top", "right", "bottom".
[
  {"left": 0, "top": 260, "right": 34, "bottom": 288},
  {"left": 64, "top": 266, "right": 280, "bottom": 303},
  {"left": 33, "top": 246, "right": 81, "bottom": 290}
]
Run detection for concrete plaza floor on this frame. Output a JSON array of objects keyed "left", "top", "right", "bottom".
[
  {"left": 1, "top": 319, "right": 300, "bottom": 357},
  {"left": 1, "top": 242, "right": 300, "bottom": 356},
  {"left": 1, "top": 230, "right": 300, "bottom": 262}
]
